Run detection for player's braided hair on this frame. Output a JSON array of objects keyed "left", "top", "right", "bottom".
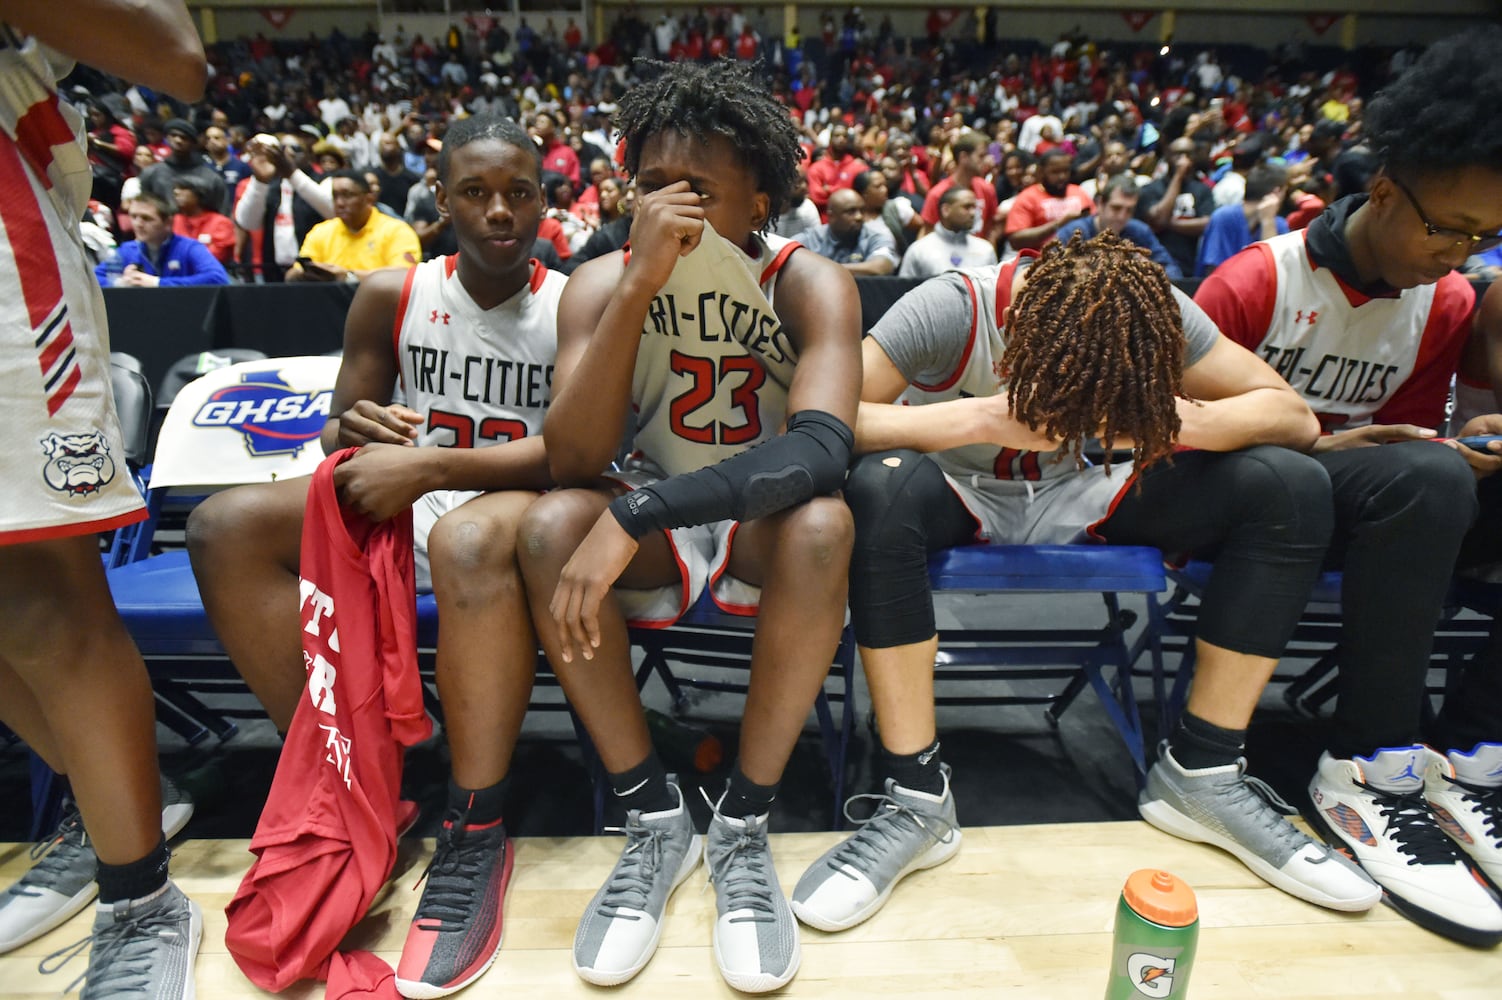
[
  {"left": 1001, "top": 231, "right": 1188, "bottom": 472},
  {"left": 616, "top": 59, "right": 805, "bottom": 232}
]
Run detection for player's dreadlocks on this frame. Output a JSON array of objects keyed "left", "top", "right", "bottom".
[
  {"left": 1002, "top": 231, "right": 1188, "bottom": 472},
  {"left": 615, "top": 59, "right": 805, "bottom": 232}
]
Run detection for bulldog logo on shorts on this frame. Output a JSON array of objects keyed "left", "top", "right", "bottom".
[{"left": 39, "top": 431, "right": 117, "bottom": 497}]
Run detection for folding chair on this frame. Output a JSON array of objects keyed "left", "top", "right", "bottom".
[
  {"left": 924, "top": 544, "right": 1169, "bottom": 782},
  {"left": 630, "top": 597, "right": 858, "bottom": 822},
  {"left": 107, "top": 356, "right": 343, "bottom": 744}
]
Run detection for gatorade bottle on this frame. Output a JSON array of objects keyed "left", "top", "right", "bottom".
[
  {"left": 644, "top": 707, "right": 724, "bottom": 773},
  {"left": 1105, "top": 869, "right": 1198, "bottom": 999}
]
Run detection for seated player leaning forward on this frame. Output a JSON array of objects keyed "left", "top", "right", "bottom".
[
  {"left": 186, "top": 114, "right": 565, "bottom": 999},
  {"left": 515, "top": 60, "right": 861, "bottom": 993},
  {"left": 790, "top": 231, "right": 1385, "bottom": 936}
]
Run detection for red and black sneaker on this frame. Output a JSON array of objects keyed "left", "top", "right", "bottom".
[{"left": 395, "top": 808, "right": 514, "bottom": 998}]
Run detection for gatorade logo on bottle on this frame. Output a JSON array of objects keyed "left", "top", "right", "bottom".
[{"left": 1126, "top": 954, "right": 1175, "bottom": 998}]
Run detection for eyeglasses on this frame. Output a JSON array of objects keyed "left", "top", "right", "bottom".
[{"left": 1389, "top": 175, "right": 1502, "bottom": 254}]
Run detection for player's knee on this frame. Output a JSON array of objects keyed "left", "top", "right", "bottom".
[
  {"left": 844, "top": 450, "right": 933, "bottom": 551},
  {"left": 517, "top": 489, "right": 603, "bottom": 568},
  {"left": 1226, "top": 445, "right": 1333, "bottom": 545},
  {"left": 428, "top": 508, "right": 522, "bottom": 588},
  {"left": 780, "top": 495, "right": 854, "bottom": 569},
  {"left": 1375, "top": 441, "right": 1478, "bottom": 531}
]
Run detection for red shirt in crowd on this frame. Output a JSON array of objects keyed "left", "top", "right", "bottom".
[
  {"left": 174, "top": 211, "right": 236, "bottom": 264},
  {"left": 922, "top": 174, "right": 1000, "bottom": 231},
  {"left": 806, "top": 151, "right": 869, "bottom": 212},
  {"left": 1003, "top": 182, "right": 1095, "bottom": 243}
]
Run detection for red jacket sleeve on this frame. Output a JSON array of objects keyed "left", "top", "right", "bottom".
[
  {"left": 1373, "top": 272, "right": 1476, "bottom": 429},
  {"left": 1192, "top": 242, "right": 1278, "bottom": 353}
]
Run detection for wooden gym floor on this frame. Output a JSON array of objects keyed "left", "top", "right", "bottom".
[{"left": 2, "top": 820, "right": 1498, "bottom": 999}]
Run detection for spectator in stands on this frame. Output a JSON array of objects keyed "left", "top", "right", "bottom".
[
  {"left": 312, "top": 139, "right": 348, "bottom": 176},
  {"left": 854, "top": 167, "right": 918, "bottom": 256},
  {"left": 201, "top": 124, "right": 251, "bottom": 200},
  {"left": 98, "top": 191, "right": 229, "bottom": 287},
  {"left": 118, "top": 143, "right": 159, "bottom": 210},
  {"left": 84, "top": 98, "right": 135, "bottom": 209},
  {"left": 1196, "top": 162, "right": 1288, "bottom": 277},
  {"left": 899, "top": 187, "right": 996, "bottom": 278},
  {"left": 1285, "top": 170, "right": 1335, "bottom": 230},
  {"left": 543, "top": 173, "right": 592, "bottom": 254},
  {"left": 797, "top": 187, "right": 900, "bottom": 275},
  {"left": 1211, "top": 133, "right": 1267, "bottom": 209},
  {"left": 288, "top": 168, "right": 419, "bottom": 282},
  {"left": 405, "top": 168, "right": 455, "bottom": 260},
  {"left": 886, "top": 133, "right": 929, "bottom": 208},
  {"left": 1137, "top": 137, "right": 1216, "bottom": 278},
  {"left": 531, "top": 110, "right": 579, "bottom": 187},
  {"left": 171, "top": 176, "right": 235, "bottom": 265},
  {"left": 232, "top": 132, "right": 334, "bottom": 283},
  {"left": 574, "top": 155, "right": 614, "bottom": 226},
  {"left": 1004, "top": 148, "right": 1092, "bottom": 251},
  {"left": 138, "top": 118, "right": 228, "bottom": 214},
  {"left": 1192, "top": 28, "right": 1502, "bottom": 945},
  {"left": 774, "top": 163, "right": 821, "bottom": 239},
  {"left": 1079, "top": 139, "right": 1135, "bottom": 200},
  {"left": 1059, "top": 175, "right": 1182, "bottom": 278},
  {"left": 565, "top": 177, "right": 632, "bottom": 273},
  {"left": 807, "top": 123, "right": 868, "bottom": 213},
  {"left": 793, "top": 230, "right": 1380, "bottom": 941},
  {"left": 922, "top": 131, "right": 998, "bottom": 240},
  {"left": 371, "top": 132, "right": 420, "bottom": 216}
]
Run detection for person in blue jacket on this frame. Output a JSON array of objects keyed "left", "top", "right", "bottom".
[
  {"left": 1058, "top": 174, "right": 1183, "bottom": 278},
  {"left": 1195, "top": 163, "right": 1289, "bottom": 277},
  {"left": 96, "top": 190, "right": 228, "bottom": 287}
]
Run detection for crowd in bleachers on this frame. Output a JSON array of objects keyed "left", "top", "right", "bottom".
[{"left": 66, "top": 10, "right": 1476, "bottom": 288}]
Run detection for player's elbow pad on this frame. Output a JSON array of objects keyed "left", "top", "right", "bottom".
[{"left": 608, "top": 409, "right": 853, "bottom": 537}]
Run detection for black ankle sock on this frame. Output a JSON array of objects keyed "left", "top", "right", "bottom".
[
  {"left": 1169, "top": 712, "right": 1247, "bottom": 771},
  {"left": 97, "top": 836, "right": 170, "bottom": 905},
  {"left": 881, "top": 739, "right": 946, "bottom": 795},
  {"left": 448, "top": 776, "right": 509, "bottom": 827},
  {"left": 718, "top": 765, "right": 779, "bottom": 819},
  {"left": 609, "top": 752, "right": 676, "bottom": 814}
]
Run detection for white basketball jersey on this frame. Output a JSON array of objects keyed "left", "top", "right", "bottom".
[
  {"left": 1249, "top": 231, "right": 1437, "bottom": 429},
  {"left": 899, "top": 257, "right": 1085, "bottom": 485},
  {"left": 393, "top": 255, "right": 563, "bottom": 448},
  {"left": 628, "top": 226, "right": 800, "bottom": 477}
]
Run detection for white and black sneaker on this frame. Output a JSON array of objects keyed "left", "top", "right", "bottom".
[
  {"left": 1425, "top": 742, "right": 1502, "bottom": 895},
  {"left": 40, "top": 881, "right": 202, "bottom": 1000},
  {"left": 1310, "top": 746, "right": 1502, "bottom": 946}
]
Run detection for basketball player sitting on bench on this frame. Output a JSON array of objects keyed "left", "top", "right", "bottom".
[
  {"left": 515, "top": 60, "right": 860, "bottom": 993},
  {"left": 790, "top": 231, "right": 1385, "bottom": 936},
  {"left": 188, "top": 114, "right": 565, "bottom": 998}
]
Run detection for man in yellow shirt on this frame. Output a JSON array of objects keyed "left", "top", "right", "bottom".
[{"left": 287, "top": 168, "right": 420, "bottom": 282}]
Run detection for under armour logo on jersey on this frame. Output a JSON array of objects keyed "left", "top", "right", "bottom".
[
  {"left": 1294, "top": 309, "right": 1319, "bottom": 325},
  {"left": 429, "top": 309, "right": 451, "bottom": 325}
]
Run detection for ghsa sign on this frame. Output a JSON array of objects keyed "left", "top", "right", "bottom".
[
  {"left": 149, "top": 355, "right": 341, "bottom": 490},
  {"left": 192, "top": 368, "right": 332, "bottom": 458}
]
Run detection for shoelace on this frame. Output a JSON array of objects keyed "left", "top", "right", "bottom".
[
  {"left": 13, "top": 808, "right": 91, "bottom": 897},
  {"left": 1354, "top": 780, "right": 1464, "bottom": 867},
  {"left": 596, "top": 814, "right": 667, "bottom": 917},
  {"left": 411, "top": 807, "right": 501, "bottom": 931},
  {"left": 1213, "top": 766, "right": 1323, "bottom": 857},
  {"left": 700, "top": 792, "right": 775, "bottom": 924},
  {"left": 39, "top": 892, "right": 186, "bottom": 996},
  {"left": 1442, "top": 773, "right": 1502, "bottom": 843},
  {"left": 826, "top": 791, "right": 956, "bottom": 878}
]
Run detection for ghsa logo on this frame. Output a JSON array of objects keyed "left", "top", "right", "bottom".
[
  {"left": 192, "top": 369, "right": 332, "bottom": 458},
  {"left": 39, "top": 431, "right": 117, "bottom": 497}
]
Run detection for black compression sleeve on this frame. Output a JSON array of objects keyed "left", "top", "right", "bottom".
[{"left": 608, "top": 409, "right": 853, "bottom": 538}]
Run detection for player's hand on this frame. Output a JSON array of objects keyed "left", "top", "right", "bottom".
[
  {"left": 336, "top": 400, "right": 422, "bottom": 447},
  {"left": 1311, "top": 424, "right": 1437, "bottom": 452},
  {"left": 1448, "top": 414, "right": 1502, "bottom": 478},
  {"left": 624, "top": 180, "right": 705, "bottom": 293},
  {"left": 333, "top": 443, "right": 433, "bottom": 521},
  {"left": 549, "top": 511, "right": 639, "bottom": 663},
  {"left": 1257, "top": 190, "right": 1283, "bottom": 224}
]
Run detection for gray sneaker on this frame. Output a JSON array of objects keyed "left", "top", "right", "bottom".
[
  {"left": 0, "top": 776, "right": 195, "bottom": 956},
  {"left": 40, "top": 881, "right": 202, "bottom": 1000},
  {"left": 0, "top": 805, "right": 97, "bottom": 954},
  {"left": 573, "top": 780, "right": 702, "bottom": 986},
  {"left": 705, "top": 803, "right": 799, "bottom": 994},
  {"left": 791, "top": 765, "right": 961, "bottom": 932},
  {"left": 1139, "top": 743, "right": 1380, "bottom": 911}
]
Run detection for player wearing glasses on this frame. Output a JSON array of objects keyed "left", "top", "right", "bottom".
[{"left": 1184, "top": 28, "right": 1502, "bottom": 947}]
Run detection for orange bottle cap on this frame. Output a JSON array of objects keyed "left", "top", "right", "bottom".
[{"left": 1123, "top": 869, "right": 1198, "bottom": 927}]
